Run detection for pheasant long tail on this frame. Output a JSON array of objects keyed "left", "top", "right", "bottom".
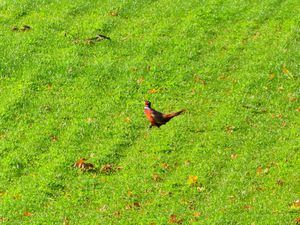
[{"left": 163, "top": 109, "right": 186, "bottom": 120}]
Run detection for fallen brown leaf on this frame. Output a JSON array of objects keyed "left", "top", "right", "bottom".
[
  {"left": 276, "top": 179, "right": 284, "bottom": 186},
  {"left": 47, "top": 84, "right": 53, "bottom": 90},
  {"left": 74, "top": 158, "right": 94, "bottom": 171},
  {"left": 243, "top": 205, "right": 252, "bottom": 210},
  {"left": 282, "top": 67, "right": 289, "bottom": 74},
  {"left": 160, "top": 191, "right": 172, "bottom": 196},
  {"left": 230, "top": 154, "right": 237, "bottom": 160},
  {"left": 133, "top": 202, "right": 141, "bottom": 208},
  {"left": 193, "top": 212, "right": 201, "bottom": 218},
  {"left": 294, "top": 217, "right": 300, "bottom": 224},
  {"left": 196, "top": 186, "right": 205, "bottom": 192},
  {"left": 291, "top": 200, "right": 300, "bottom": 209},
  {"left": 289, "top": 97, "right": 297, "bottom": 102},
  {"left": 101, "top": 164, "right": 114, "bottom": 173},
  {"left": 152, "top": 174, "right": 162, "bottom": 182},
  {"left": 269, "top": 73, "right": 275, "bottom": 80},
  {"left": 23, "top": 211, "right": 33, "bottom": 217},
  {"left": 148, "top": 89, "right": 159, "bottom": 94},
  {"left": 187, "top": 175, "right": 198, "bottom": 186},
  {"left": 256, "top": 166, "right": 262, "bottom": 175},
  {"left": 161, "top": 163, "right": 169, "bottom": 170},
  {"left": 11, "top": 26, "right": 19, "bottom": 31},
  {"left": 51, "top": 136, "right": 58, "bottom": 142},
  {"left": 168, "top": 214, "right": 183, "bottom": 224},
  {"left": 110, "top": 11, "right": 118, "bottom": 16}
]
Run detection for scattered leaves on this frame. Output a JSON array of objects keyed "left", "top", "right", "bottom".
[
  {"left": 297, "top": 107, "right": 300, "bottom": 112},
  {"left": 197, "top": 186, "right": 205, "bottom": 192},
  {"left": 74, "top": 158, "right": 94, "bottom": 171},
  {"left": 127, "top": 191, "right": 133, "bottom": 197},
  {"left": 47, "top": 83, "right": 53, "bottom": 90},
  {"left": 100, "top": 164, "right": 115, "bottom": 173},
  {"left": 11, "top": 26, "right": 18, "bottom": 31},
  {"left": 133, "top": 202, "right": 141, "bottom": 208},
  {"left": 288, "top": 97, "right": 297, "bottom": 102},
  {"left": 148, "top": 88, "right": 159, "bottom": 94},
  {"left": 125, "top": 202, "right": 141, "bottom": 210},
  {"left": 282, "top": 67, "right": 289, "bottom": 74},
  {"left": 225, "top": 126, "right": 235, "bottom": 134},
  {"left": 256, "top": 166, "right": 262, "bottom": 175},
  {"left": 243, "top": 205, "right": 252, "bottom": 210},
  {"left": 193, "top": 212, "right": 201, "bottom": 218},
  {"left": 23, "top": 211, "right": 33, "bottom": 217},
  {"left": 160, "top": 191, "right": 172, "bottom": 197},
  {"left": 152, "top": 174, "right": 162, "bottom": 182},
  {"left": 291, "top": 200, "right": 300, "bottom": 209},
  {"left": 230, "top": 154, "right": 237, "bottom": 160},
  {"left": 113, "top": 211, "right": 121, "bottom": 217},
  {"left": 294, "top": 217, "right": 300, "bottom": 224},
  {"left": 168, "top": 214, "right": 183, "bottom": 224},
  {"left": 161, "top": 163, "right": 169, "bottom": 170},
  {"left": 51, "top": 136, "right": 58, "bottom": 142},
  {"left": 0, "top": 217, "right": 9, "bottom": 222},
  {"left": 187, "top": 175, "right": 198, "bottom": 186},
  {"left": 276, "top": 179, "right": 284, "bottom": 186},
  {"left": 136, "top": 77, "right": 145, "bottom": 85},
  {"left": 110, "top": 11, "right": 118, "bottom": 16},
  {"left": 268, "top": 73, "right": 275, "bottom": 80}
]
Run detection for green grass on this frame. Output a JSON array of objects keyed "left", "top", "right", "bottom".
[{"left": 0, "top": 0, "right": 299, "bottom": 224}]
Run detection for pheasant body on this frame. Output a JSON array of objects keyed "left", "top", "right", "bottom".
[{"left": 144, "top": 100, "right": 185, "bottom": 128}]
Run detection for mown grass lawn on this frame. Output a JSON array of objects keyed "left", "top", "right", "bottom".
[{"left": 0, "top": 0, "right": 299, "bottom": 224}]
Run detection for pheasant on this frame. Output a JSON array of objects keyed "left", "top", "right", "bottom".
[{"left": 144, "top": 100, "right": 185, "bottom": 128}]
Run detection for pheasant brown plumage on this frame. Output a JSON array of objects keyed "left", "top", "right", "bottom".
[{"left": 144, "top": 100, "right": 185, "bottom": 128}]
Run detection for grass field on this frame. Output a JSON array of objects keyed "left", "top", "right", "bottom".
[{"left": 0, "top": 0, "right": 299, "bottom": 224}]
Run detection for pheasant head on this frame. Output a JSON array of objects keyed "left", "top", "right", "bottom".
[{"left": 144, "top": 100, "right": 151, "bottom": 108}]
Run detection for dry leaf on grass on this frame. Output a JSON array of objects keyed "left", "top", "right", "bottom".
[
  {"left": 193, "top": 212, "right": 201, "bottom": 218},
  {"left": 294, "top": 217, "right": 300, "bottom": 224},
  {"left": 100, "top": 164, "right": 123, "bottom": 173},
  {"left": 256, "top": 166, "right": 262, "bottom": 175},
  {"left": 291, "top": 200, "right": 300, "bottom": 209},
  {"left": 269, "top": 73, "right": 275, "bottom": 80},
  {"left": 282, "top": 67, "right": 289, "bottom": 74},
  {"left": 187, "top": 175, "right": 198, "bottom": 186},
  {"left": 230, "top": 154, "right": 237, "bottom": 160},
  {"left": 148, "top": 89, "right": 159, "bottom": 94},
  {"left": 110, "top": 11, "right": 118, "bottom": 16},
  {"left": 168, "top": 214, "right": 183, "bottom": 224},
  {"left": 74, "top": 158, "right": 94, "bottom": 171},
  {"left": 23, "top": 211, "right": 33, "bottom": 217},
  {"left": 288, "top": 97, "right": 297, "bottom": 102},
  {"left": 152, "top": 174, "right": 162, "bottom": 182},
  {"left": 276, "top": 179, "right": 284, "bottom": 186}
]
